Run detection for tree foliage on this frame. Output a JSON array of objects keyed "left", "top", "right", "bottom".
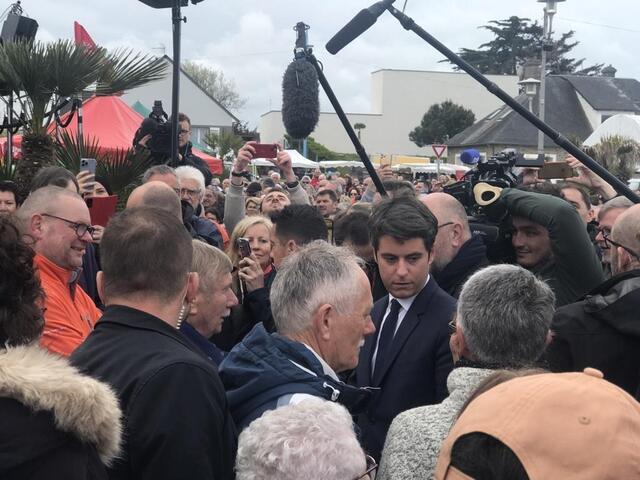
[
  {"left": 203, "top": 130, "right": 245, "bottom": 160},
  {"left": 353, "top": 122, "right": 366, "bottom": 140},
  {"left": 446, "top": 16, "right": 603, "bottom": 76},
  {"left": 409, "top": 100, "right": 475, "bottom": 147},
  {"left": 585, "top": 135, "right": 639, "bottom": 183},
  {"left": 182, "top": 60, "right": 246, "bottom": 111}
]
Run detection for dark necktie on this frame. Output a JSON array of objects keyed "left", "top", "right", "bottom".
[{"left": 373, "top": 299, "right": 402, "bottom": 382}]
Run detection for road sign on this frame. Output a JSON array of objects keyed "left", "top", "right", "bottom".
[
  {"left": 431, "top": 144, "right": 447, "bottom": 159},
  {"left": 431, "top": 144, "right": 447, "bottom": 175}
]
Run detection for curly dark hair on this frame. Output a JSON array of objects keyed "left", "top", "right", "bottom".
[{"left": 0, "top": 217, "right": 45, "bottom": 347}]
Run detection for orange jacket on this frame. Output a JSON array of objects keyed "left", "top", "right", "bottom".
[{"left": 35, "top": 253, "right": 102, "bottom": 357}]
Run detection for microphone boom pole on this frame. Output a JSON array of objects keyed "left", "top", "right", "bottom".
[
  {"left": 303, "top": 51, "right": 387, "bottom": 197},
  {"left": 381, "top": 5, "right": 639, "bottom": 203}
]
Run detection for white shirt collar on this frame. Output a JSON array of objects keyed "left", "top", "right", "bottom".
[
  {"left": 301, "top": 343, "right": 340, "bottom": 382},
  {"left": 388, "top": 274, "right": 430, "bottom": 312}
]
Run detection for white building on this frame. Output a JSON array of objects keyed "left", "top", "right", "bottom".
[
  {"left": 259, "top": 69, "right": 519, "bottom": 157},
  {"left": 121, "top": 56, "right": 239, "bottom": 147}
]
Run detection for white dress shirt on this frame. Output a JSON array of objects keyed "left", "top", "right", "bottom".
[{"left": 371, "top": 275, "right": 430, "bottom": 376}]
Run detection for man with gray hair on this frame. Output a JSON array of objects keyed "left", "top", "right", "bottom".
[
  {"left": 548, "top": 203, "right": 640, "bottom": 397},
  {"left": 219, "top": 241, "right": 376, "bottom": 431},
  {"left": 379, "top": 264, "right": 554, "bottom": 480},
  {"left": 594, "top": 196, "right": 633, "bottom": 275},
  {"left": 175, "top": 165, "right": 222, "bottom": 247}
]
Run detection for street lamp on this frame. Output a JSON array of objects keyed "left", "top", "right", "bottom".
[
  {"left": 519, "top": 78, "right": 541, "bottom": 113},
  {"left": 537, "top": 0, "right": 565, "bottom": 162}
]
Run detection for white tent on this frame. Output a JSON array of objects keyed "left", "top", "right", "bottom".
[
  {"left": 252, "top": 149, "right": 319, "bottom": 169},
  {"left": 583, "top": 114, "right": 640, "bottom": 146}
]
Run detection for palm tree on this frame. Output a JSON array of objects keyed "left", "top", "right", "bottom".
[
  {"left": 0, "top": 40, "right": 166, "bottom": 194},
  {"left": 585, "top": 135, "right": 639, "bottom": 183},
  {"left": 353, "top": 122, "right": 366, "bottom": 140}
]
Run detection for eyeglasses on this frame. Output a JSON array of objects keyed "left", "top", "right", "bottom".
[
  {"left": 448, "top": 317, "right": 457, "bottom": 335},
  {"left": 603, "top": 232, "right": 640, "bottom": 260},
  {"left": 41, "top": 213, "right": 95, "bottom": 238},
  {"left": 438, "top": 222, "right": 454, "bottom": 230},
  {"left": 180, "top": 187, "right": 201, "bottom": 197},
  {"left": 354, "top": 455, "right": 378, "bottom": 480}
]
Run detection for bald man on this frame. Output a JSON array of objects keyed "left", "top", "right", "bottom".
[
  {"left": 420, "top": 193, "right": 490, "bottom": 298},
  {"left": 126, "top": 181, "right": 182, "bottom": 219},
  {"left": 548, "top": 203, "right": 640, "bottom": 397}
]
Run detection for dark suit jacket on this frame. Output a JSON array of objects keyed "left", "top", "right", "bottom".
[
  {"left": 71, "top": 305, "right": 237, "bottom": 480},
  {"left": 356, "top": 278, "right": 456, "bottom": 459}
]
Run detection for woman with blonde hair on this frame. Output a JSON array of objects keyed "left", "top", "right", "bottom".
[{"left": 215, "top": 216, "right": 276, "bottom": 350}]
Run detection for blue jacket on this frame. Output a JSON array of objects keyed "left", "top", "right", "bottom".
[{"left": 219, "top": 323, "right": 373, "bottom": 431}]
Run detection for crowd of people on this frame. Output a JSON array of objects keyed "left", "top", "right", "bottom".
[{"left": 1, "top": 131, "right": 640, "bottom": 480}]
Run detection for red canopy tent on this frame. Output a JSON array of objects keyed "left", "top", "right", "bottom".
[{"left": 1, "top": 96, "right": 223, "bottom": 175}]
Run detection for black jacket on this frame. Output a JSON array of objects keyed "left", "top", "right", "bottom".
[
  {"left": 213, "top": 267, "right": 277, "bottom": 351},
  {"left": 356, "top": 278, "right": 456, "bottom": 460},
  {"left": 432, "top": 234, "right": 490, "bottom": 299},
  {"left": 180, "top": 142, "right": 213, "bottom": 186},
  {"left": 547, "top": 269, "right": 640, "bottom": 397},
  {"left": 71, "top": 305, "right": 237, "bottom": 480},
  {"left": 0, "top": 345, "right": 121, "bottom": 480}
]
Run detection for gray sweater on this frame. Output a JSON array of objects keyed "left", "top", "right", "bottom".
[
  {"left": 377, "top": 367, "right": 493, "bottom": 480},
  {"left": 223, "top": 182, "right": 310, "bottom": 234}
]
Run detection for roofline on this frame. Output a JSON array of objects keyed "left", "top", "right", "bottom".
[
  {"left": 162, "top": 55, "right": 240, "bottom": 123},
  {"left": 370, "top": 68, "right": 518, "bottom": 78},
  {"left": 260, "top": 110, "right": 383, "bottom": 118}
]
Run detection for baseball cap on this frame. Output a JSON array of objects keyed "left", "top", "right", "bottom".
[{"left": 435, "top": 368, "right": 640, "bottom": 480}]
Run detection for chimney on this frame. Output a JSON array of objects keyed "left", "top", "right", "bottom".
[{"left": 602, "top": 65, "right": 617, "bottom": 78}]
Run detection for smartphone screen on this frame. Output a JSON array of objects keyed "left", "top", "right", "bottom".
[{"left": 237, "top": 238, "right": 252, "bottom": 259}]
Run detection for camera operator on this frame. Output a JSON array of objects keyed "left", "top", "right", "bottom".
[
  {"left": 135, "top": 111, "right": 213, "bottom": 186},
  {"left": 476, "top": 182, "right": 604, "bottom": 306}
]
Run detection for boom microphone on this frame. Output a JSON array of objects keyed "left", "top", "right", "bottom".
[
  {"left": 325, "top": 0, "right": 396, "bottom": 55},
  {"left": 282, "top": 57, "right": 320, "bottom": 139}
]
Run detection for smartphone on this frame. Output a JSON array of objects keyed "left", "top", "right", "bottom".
[
  {"left": 237, "top": 238, "right": 252, "bottom": 259},
  {"left": 88, "top": 195, "right": 118, "bottom": 227},
  {"left": 537, "top": 161, "right": 576, "bottom": 180},
  {"left": 80, "top": 158, "right": 97, "bottom": 176},
  {"left": 252, "top": 143, "right": 278, "bottom": 159}
]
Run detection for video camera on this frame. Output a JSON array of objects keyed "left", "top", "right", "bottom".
[
  {"left": 444, "top": 149, "right": 543, "bottom": 262},
  {"left": 133, "top": 100, "right": 174, "bottom": 157}
]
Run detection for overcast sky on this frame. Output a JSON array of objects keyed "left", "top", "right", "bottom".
[{"left": 21, "top": 0, "right": 640, "bottom": 128}]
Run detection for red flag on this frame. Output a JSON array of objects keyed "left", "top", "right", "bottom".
[{"left": 74, "top": 21, "right": 96, "bottom": 48}]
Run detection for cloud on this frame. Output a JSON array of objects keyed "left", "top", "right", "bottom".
[{"left": 14, "top": 0, "right": 640, "bottom": 129}]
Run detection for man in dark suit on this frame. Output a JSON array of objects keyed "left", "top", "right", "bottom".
[
  {"left": 71, "top": 207, "right": 237, "bottom": 480},
  {"left": 356, "top": 195, "right": 456, "bottom": 459}
]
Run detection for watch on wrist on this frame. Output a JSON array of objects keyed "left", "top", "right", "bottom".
[
  {"left": 231, "top": 171, "right": 245, "bottom": 177},
  {"left": 286, "top": 180, "right": 299, "bottom": 189}
]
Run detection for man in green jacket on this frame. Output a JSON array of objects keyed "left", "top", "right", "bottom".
[
  {"left": 501, "top": 188, "right": 604, "bottom": 306},
  {"left": 475, "top": 183, "right": 604, "bottom": 306}
]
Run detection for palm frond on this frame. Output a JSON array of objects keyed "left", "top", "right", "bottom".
[
  {"left": 55, "top": 130, "right": 106, "bottom": 172},
  {"left": 0, "top": 41, "right": 55, "bottom": 133},
  {"left": 0, "top": 159, "right": 16, "bottom": 181},
  {"left": 97, "top": 147, "right": 154, "bottom": 206},
  {"left": 47, "top": 41, "right": 107, "bottom": 98},
  {"left": 96, "top": 50, "right": 168, "bottom": 96}
]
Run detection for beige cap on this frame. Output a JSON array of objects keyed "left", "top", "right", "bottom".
[{"left": 435, "top": 369, "right": 640, "bottom": 480}]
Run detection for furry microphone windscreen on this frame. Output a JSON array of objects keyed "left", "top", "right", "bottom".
[{"left": 282, "top": 58, "right": 320, "bottom": 140}]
